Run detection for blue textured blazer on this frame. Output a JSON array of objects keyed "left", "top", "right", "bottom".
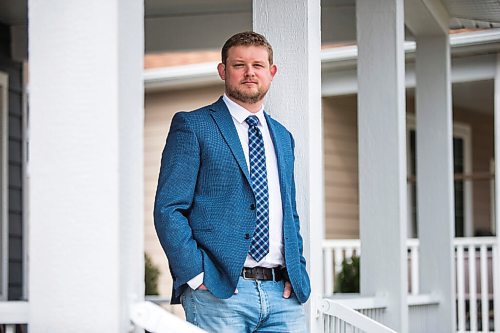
[{"left": 154, "top": 97, "right": 311, "bottom": 304}]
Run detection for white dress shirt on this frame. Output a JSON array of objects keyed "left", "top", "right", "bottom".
[{"left": 187, "top": 95, "right": 284, "bottom": 289}]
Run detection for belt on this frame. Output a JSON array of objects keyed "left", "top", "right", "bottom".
[{"left": 241, "top": 267, "right": 288, "bottom": 281}]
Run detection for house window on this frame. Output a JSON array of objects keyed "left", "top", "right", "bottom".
[
  {"left": 0, "top": 72, "right": 8, "bottom": 301},
  {"left": 407, "top": 116, "right": 472, "bottom": 238}
]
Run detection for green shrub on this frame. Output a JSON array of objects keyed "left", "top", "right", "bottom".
[
  {"left": 334, "top": 255, "right": 360, "bottom": 293},
  {"left": 145, "top": 253, "right": 160, "bottom": 295}
]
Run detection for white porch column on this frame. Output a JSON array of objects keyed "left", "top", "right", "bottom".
[
  {"left": 253, "top": 1, "right": 324, "bottom": 332},
  {"left": 29, "top": 1, "right": 144, "bottom": 331},
  {"left": 415, "top": 35, "right": 455, "bottom": 333},
  {"left": 406, "top": 0, "right": 456, "bottom": 330},
  {"left": 356, "top": 0, "right": 408, "bottom": 331},
  {"left": 494, "top": 53, "right": 500, "bottom": 333}
]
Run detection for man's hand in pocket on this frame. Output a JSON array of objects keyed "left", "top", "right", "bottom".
[{"left": 196, "top": 284, "right": 208, "bottom": 291}]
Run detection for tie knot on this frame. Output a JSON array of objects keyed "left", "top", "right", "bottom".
[{"left": 245, "top": 115, "right": 259, "bottom": 128}]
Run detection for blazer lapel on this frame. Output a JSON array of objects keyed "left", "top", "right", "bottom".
[
  {"left": 264, "top": 112, "right": 289, "bottom": 198},
  {"left": 210, "top": 98, "right": 252, "bottom": 186}
]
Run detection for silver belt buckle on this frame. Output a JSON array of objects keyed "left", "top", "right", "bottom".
[{"left": 242, "top": 268, "right": 252, "bottom": 280}]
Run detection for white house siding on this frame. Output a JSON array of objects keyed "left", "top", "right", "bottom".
[
  {"left": 323, "top": 93, "right": 495, "bottom": 240},
  {"left": 144, "top": 85, "right": 223, "bottom": 311}
]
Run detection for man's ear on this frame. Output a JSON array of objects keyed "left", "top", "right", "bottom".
[
  {"left": 217, "top": 63, "right": 226, "bottom": 80},
  {"left": 270, "top": 64, "right": 277, "bottom": 79}
]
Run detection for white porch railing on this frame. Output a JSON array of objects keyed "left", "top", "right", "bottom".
[
  {"left": 1, "top": 237, "right": 496, "bottom": 332},
  {"left": 321, "top": 297, "right": 396, "bottom": 333},
  {"left": 321, "top": 293, "right": 440, "bottom": 333},
  {"left": 455, "top": 237, "right": 499, "bottom": 332},
  {"left": 323, "top": 238, "right": 419, "bottom": 295},
  {"left": 0, "top": 301, "right": 28, "bottom": 333},
  {"left": 131, "top": 301, "right": 206, "bottom": 332},
  {"left": 323, "top": 237, "right": 499, "bottom": 332},
  {"left": 0, "top": 300, "right": 204, "bottom": 333}
]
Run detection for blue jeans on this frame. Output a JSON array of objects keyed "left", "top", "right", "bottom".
[{"left": 181, "top": 277, "right": 307, "bottom": 333}]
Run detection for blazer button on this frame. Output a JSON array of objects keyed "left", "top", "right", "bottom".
[
  {"left": 250, "top": 204, "right": 256, "bottom": 210},
  {"left": 245, "top": 233, "right": 250, "bottom": 240}
]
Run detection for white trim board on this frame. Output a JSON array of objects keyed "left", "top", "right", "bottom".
[
  {"left": 490, "top": 159, "right": 495, "bottom": 235},
  {"left": 0, "top": 71, "right": 9, "bottom": 301},
  {"left": 322, "top": 53, "right": 497, "bottom": 97},
  {"left": 406, "top": 115, "right": 473, "bottom": 237},
  {"left": 144, "top": 29, "right": 500, "bottom": 92},
  {"left": 22, "top": 66, "right": 29, "bottom": 300}
]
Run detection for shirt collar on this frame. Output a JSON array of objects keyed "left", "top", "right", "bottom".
[{"left": 223, "top": 94, "right": 266, "bottom": 126}]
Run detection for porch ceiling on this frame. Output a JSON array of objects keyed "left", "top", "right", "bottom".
[
  {"left": 145, "top": 0, "right": 250, "bottom": 17},
  {"left": 451, "top": 80, "right": 494, "bottom": 114},
  {"left": 144, "top": 0, "right": 500, "bottom": 52},
  {"left": 447, "top": 0, "right": 500, "bottom": 25},
  {"left": 0, "top": 0, "right": 500, "bottom": 52},
  {"left": 0, "top": 0, "right": 25, "bottom": 25},
  {"left": 408, "top": 80, "right": 494, "bottom": 114}
]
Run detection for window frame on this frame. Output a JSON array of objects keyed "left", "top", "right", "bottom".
[
  {"left": 406, "top": 115, "right": 473, "bottom": 238},
  {"left": 0, "top": 71, "right": 9, "bottom": 301}
]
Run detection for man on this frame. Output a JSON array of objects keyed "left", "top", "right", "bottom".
[{"left": 154, "top": 31, "right": 310, "bottom": 332}]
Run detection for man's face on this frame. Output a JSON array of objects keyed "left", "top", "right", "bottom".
[{"left": 217, "top": 45, "right": 277, "bottom": 106}]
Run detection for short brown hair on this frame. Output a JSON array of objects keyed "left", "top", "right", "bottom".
[{"left": 221, "top": 31, "right": 273, "bottom": 65}]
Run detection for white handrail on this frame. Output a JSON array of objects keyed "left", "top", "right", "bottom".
[
  {"left": 130, "top": 301, "right": 206, "bottom": 333},
  {"left": 0, "top": 301, "right": 28, "bottom": 333},
  {"left": 0, "top": 301, "right": 29, "bottom": 323},
  {"left": 321, "top": 298, "right": 397, "bottom": 333},
  {"left": 407, "top": 293, "right": 440, "bottom": 306},
  {"left": 453, "top": 236, "right": 497, "bottom": 246},
  {"left": 325, "top": 295, "right": 388, "bottom": 310}
]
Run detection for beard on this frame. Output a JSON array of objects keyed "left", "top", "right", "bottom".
[{"left": 226, "top": 84, "right": 268, "bottom": 104}]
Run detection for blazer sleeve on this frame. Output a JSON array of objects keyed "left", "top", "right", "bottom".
[
  {"left": 290, "top": 134, "right": 307, "bottom": 270},
  {"left": 154, "top": 112, "right": 203, "bottom": 289}
]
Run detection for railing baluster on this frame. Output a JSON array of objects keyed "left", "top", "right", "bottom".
[
  {"left": 345, "top": 248, "right": 353, "bottom": 260},
  {"left": 469, "top": 245, "right": 478, "bottom": 331},
  {"left": 325, "top": 247, "right": 334, "bottom": 295},
  {"left": 457, "top": 245, "right": 466, "bottom": 332},
  {"left": 410, "top": 243, "right": 419, "bottom": 295},
  {"left": 480, "top": 244, "right": 489, "bottom": 333},
  {"left": 494, "top": 242, "right": 500, "bottom": 333},
  {"left": 334, "top": 247, "right": 344, "bottom": 292}
]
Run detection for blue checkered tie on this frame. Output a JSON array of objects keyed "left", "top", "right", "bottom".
[{"left": 245, "top": 115, "right": 269, "bottom": 262}]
